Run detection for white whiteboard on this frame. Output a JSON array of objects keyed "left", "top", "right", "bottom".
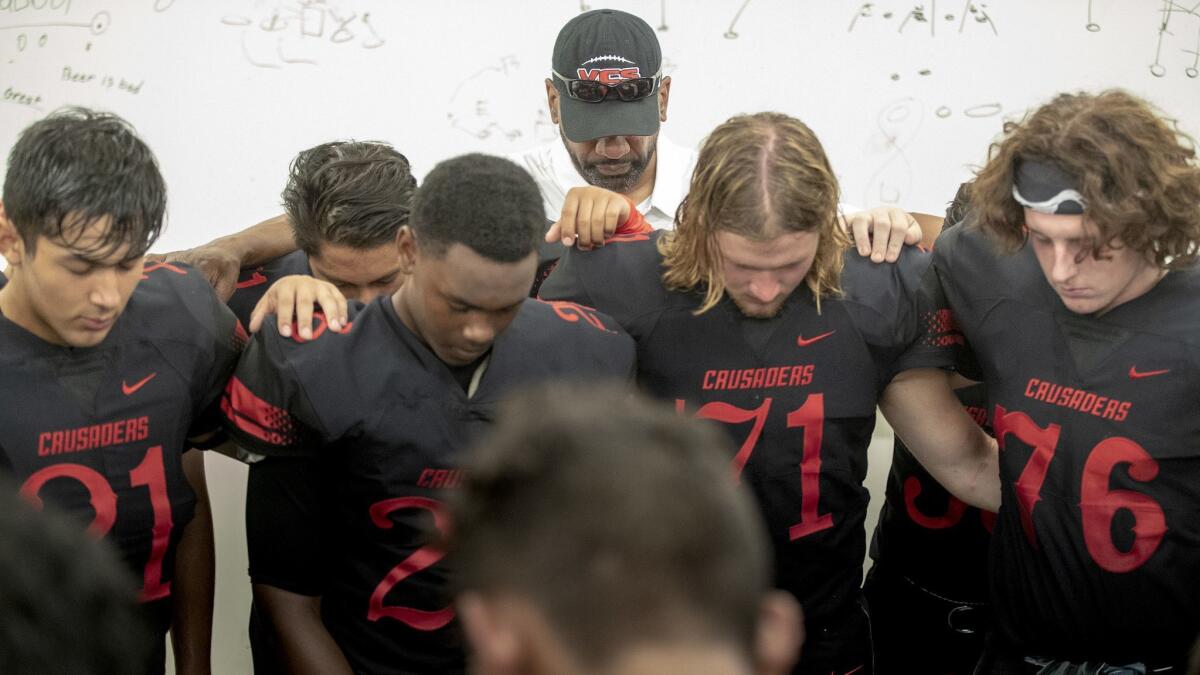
[{"left": 1, "top": 1, "right": 1198, "bottom": 251}]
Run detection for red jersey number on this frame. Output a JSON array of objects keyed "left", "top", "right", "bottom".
[
  {"left": 676, "top": 393, "right": 833, "bottom": 540},
  {"left": 21, "top": 445, "right": 176, "bottom": 601},
  {"left": 366, "top": 496, "right": 455, "bottom": 631},
  {"left": 995, "top": 405, "right": 1166, "bottom": 573}
]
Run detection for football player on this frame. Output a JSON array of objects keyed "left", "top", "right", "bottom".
[
  {"left": 539, "top": 111, "right": 999, "bottom": 674},
  {"left": 221, "top": 154, "right": 636, "bottom": 674},
  {"left": 226, "top": 140, "right": 416, "bottom": 337},
  {"left": 0, "top": 108, "right": 244, "bottom": 674},
  {"left": 933, "top": 89, "right": 1200, "bottom": 672}
]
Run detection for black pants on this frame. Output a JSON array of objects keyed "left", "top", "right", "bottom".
[
  {"left": 863, "top": 563, "right": 989, "bottom": 675},
  {"left": 794, "top": 595, "right": 874, "bottom": 675}
]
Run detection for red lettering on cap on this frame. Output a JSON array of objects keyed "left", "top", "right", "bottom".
[{"left": 576, "top": 67, "right": 642, "bottom": 85}]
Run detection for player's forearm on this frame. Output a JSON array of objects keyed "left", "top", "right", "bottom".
[
  {"left": 881, "top": 368, "right": 1001, "bottom": 512},
  {"left": 899, "top": 422, "right": 999, "bottom": 512},
  {"left": 255, "top": 585, "right": 353, "bottom": 675},
  {"left": 171, "top": 451, "right": 215, "bottom": 675},
  {"left": 213, "top": 214, "right": 297, "bottom": 267},
  {"left": 938, "top": 427, "right": 1000, "bottom": 512}
]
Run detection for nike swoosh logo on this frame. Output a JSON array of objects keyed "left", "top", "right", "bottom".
[
  {"left": 122, "top": 372, "right": 157, "bottom": 396},
  {"left": 797, "top": 330, "right": 836, "bottom": 347},
  {"left": 1129, "top": 366, "right": 1170, "bottom": 380}
]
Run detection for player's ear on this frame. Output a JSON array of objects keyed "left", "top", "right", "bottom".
[
  {"left": 458, "top": 592, "right": 522, "bottom": 675},
  {"left": 545, "top": 78, "right": 561, "bottom": 125},
  {"left": 0, "top": 202, "right": 26, "bottom": 267},
  {"left": 657, "top": 75, "right": 671, "bottom": 123},
  {"left": 753, "top": 590, "right": 803, "bottom": 675},
  {"left": 397, "top": 226, "right": 417, "bottom": 275}
]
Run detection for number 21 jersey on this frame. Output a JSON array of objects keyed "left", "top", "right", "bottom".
[{"left": 0, "top": 263, "right": 244, "bottom": 632}]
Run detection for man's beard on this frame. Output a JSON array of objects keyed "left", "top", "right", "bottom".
[
  {"left": 563, "top": 130, "right": 656, "bottom": 194},
  {"left": 730, "top": 295, "right": 786, "bottom": 319}
]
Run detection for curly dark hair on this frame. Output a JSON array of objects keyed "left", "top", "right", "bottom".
[
  {"left": 2, "top": 107, "right": 166, "bottom": 261},
  {"left": 283, "top": 140, "right": 417, "bottom": 256},
  {"left": 971, "top": 90, "right": 1200, "bottom": 268},
  {"left": 409, "top": 153, "right": 542, "bottom": 263}
]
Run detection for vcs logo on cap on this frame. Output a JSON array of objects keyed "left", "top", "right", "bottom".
[{"left": 577, "top": 55, "right": 643, "bottom": 84}]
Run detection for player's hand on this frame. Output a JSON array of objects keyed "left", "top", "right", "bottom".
[
  {"left": 145, "top": 244, "right": 242, "bottom": 301},
  {"left": 249, "top": 275, "right": 348, "bottom": 340},
  {"left": 841, "top": 207, "right": 922, "bottom": 263},
  {"left": 546, "top": 186, "right": 631, "bottom": 250}
]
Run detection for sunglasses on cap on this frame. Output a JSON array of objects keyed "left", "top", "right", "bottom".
[{"left": 551, "top": 69, "right": 662, "bottom": 103}]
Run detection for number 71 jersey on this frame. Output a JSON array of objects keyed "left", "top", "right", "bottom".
[
  {"left": 540, "top": 232, "right": 957, "bottom": 625},
  {"left": 934, "top": 224, "right": 1200, "bottom": 664}
]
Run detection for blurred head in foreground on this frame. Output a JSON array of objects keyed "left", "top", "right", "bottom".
[{"left": 450, "top": 384, "right": 803, "bottom": 675}]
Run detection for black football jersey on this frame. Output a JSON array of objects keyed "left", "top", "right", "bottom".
[
  {"left": 222, "top": 294, "right": 635, "bottom": 675},
  {"left": 539, "top": 231, "right": 956, "bottom": 634},
  {"left": 226, "top": 250, "right": 311, "bottom": 328},
  {"left": 870, "top": 383, "right": 993, "bottom": 602},
  {"left": 0, "top": 262, "right": 244, "bottom": 634},
  {"left": 934, "top": 223, "right": 1200, "bottom": 664}
]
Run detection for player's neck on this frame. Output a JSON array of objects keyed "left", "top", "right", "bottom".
[
  {"left": 599, "top": 645, "right": 752, "bottom": 675},
  {"left": 0, "top": 275, "right": 59, "bottom": 345},
  {"left": 623, "top": 150, "right": 658, "bottom": 207},
  {"left": 1094, "top": 264, "right": 1168, "bottom": 317},
  {"left": 390, "top": 286, "right": 443, "bottom": 365},
  {"left": 391, "top": 286, "right": 418, "bottom": 338}
]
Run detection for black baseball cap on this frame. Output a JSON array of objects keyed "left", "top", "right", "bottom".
[{"left": 551, "top": 9, "right": 663, "bottom": 143}]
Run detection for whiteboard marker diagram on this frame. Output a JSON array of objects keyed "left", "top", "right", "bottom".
[
  {"left": 864, "top": 98, "right": 924, "bottom": 206},
  {"left": 575, "top": 0, "right": 757, "bottom": 39},
  {"left": 1085, "top": 0, "right": 1199, "bottom": 78},
  {"left": 221, "top": 0, "right": 385, "bottom": 69},
  {"left": 848, "top": 2, "right": 999, "bottom": 36},
  {"left": 447, "top": 54, "right": 559, "bottom": 146},
  {"left": 0, "top": 9, "right": 109, "bottom": 61}
]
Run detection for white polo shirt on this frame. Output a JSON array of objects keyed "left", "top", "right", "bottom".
[{"left": 511, "top": 135, "right": 696, "bottom": 230}]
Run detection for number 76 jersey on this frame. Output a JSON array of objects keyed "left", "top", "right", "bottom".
[
  {"left": 540, "top": 232, "right": 958, "bottom": 626},
  {"left": 934, "top": 224, "right": 1200, "bottom": 664}
]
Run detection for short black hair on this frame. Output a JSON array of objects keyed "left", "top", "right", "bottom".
[
  {"left": 450, "top": 384, "right": 772, "bottom": 668},
  {"left": 0, "top": 486, "right": 154, "bottom": 674},
  {"left": 409, "top": 153, "right": 542, "bottom": 263},
  {"left": 282, "top": 140, "right": 417, "bottom": 257},
  {"left": 2, "top": 107, "right": 166, "bottom": 261}
]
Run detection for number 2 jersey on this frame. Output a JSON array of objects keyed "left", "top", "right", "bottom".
[
  {"left": 538, "top": 230, "right": 957, "bottom": 632},
  {"left": 0, "top": 263, "right": 244, "bottom": 633},
  {"left": 221, "top": 294, "right": 635, "bottom": 674},
  {"left": 933, "top": 223, "right": 1200, "bottom": 664}
]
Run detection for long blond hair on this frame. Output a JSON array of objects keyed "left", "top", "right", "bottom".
[{"left": 659, "top": 112, "right": 848, "bottom": 314}]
